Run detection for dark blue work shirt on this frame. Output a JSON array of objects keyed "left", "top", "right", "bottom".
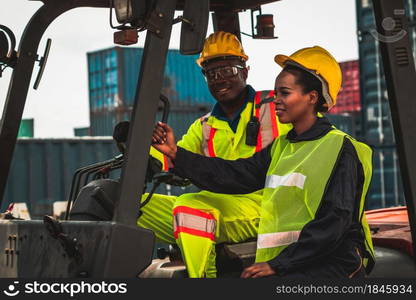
[{"left": 210, "top": 85, "right": 256, "bottom": 132}]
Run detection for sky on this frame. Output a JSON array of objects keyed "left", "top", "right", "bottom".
[{"left": 0, "top": 0, "right": 358, "bottom": 137}]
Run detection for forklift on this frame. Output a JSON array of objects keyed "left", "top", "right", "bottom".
[{"left": 0, "top": 0, "right": 415, "bottom": 278}]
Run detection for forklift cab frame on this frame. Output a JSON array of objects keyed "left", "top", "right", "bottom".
[{"left": 0, "top": 0, "right": 415, "bottom": 277}]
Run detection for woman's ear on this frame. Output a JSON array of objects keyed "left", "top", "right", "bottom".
[{"left": 309, "top": 90, "right": 319, "bottom": 106}]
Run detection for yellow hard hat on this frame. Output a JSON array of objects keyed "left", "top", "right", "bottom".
[
  {"left": 274, "top": 46, "right": 342, "bottom": 110},
  {"left": 196, "top": 31, "right": 249, "bottom": 67}
]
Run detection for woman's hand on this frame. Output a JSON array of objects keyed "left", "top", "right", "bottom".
[
  {"left": 240, "top": 263, "right": 276, "bottom": 278},
  {"left": 152, "top": 122, "right": 177, "bottom": 160}
]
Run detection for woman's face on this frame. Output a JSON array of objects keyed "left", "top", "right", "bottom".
[{"left": 273, "top": 70, "right": 318, "bottom": 124}]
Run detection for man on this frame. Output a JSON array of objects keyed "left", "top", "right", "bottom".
[{"left": 139, "top": 31, "right": 291, "bottom": 278}]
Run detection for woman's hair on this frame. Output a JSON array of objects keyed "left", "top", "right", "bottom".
[{"left": 283, "top": 64, "right": 328, "bottom": 113}]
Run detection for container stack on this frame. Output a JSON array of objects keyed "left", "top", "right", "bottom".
[
  {"left": 354, "top": 0, "right": 416, "bottom": 209},
  {"left": 326, "top": 60, "right": 362, "bottom": 139},
  {"left": 329, "top": 60, "right": 361, "bottom": 115},
  {"left": 86, "top": 47, "right": 215, "bottom": 138}
]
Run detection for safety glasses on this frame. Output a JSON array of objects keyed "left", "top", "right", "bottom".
[{"left": 201, "top": 65, "right": 245, "bottom": 81}]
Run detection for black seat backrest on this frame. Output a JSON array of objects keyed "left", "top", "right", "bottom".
[{"left": 69, "top": 179, "right": 119, "bottom": 221}]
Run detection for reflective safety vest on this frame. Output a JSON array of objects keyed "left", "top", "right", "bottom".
[
  {"left": 152, "top": 91, "right": 291, "bottom": 170},
  {"left": 255, "top": 129, "right": 375, "bottom": 273},
  {"left": 149, "top": 146, "right": 171, "bottom": 171},
  {"left": 200, "top": 91, "right": 286, "bottom": 157}
]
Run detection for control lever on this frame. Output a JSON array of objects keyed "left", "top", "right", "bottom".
[
  {"left": 113, "top": 121, "right": 130, "bottom": 155},
  {"left": 140, "top": 172, "right": 190, "bottom": 212},
  {"left": 159, "top": 94, "right": 170, "bottom": 124},
  {"left": 153, "top": 172, "right": 191, "bottom": 187}
]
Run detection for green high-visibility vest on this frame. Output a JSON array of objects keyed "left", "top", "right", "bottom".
[{"left": 255, "top": 129, "right": 375, "bottom": 273}]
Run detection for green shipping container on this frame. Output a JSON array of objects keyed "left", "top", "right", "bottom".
[
  {"left": 2, "top": 138, "right": 119, "bottom": 217},
  {"left": 18, "top": 119, "right": 34, "bottom": 137}
]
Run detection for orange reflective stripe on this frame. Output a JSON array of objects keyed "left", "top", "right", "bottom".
[
  {"left": 268, "top": 90, "right": 279, "bottom": 138},
  {"left": 173, "top": 206, "right": 217, "bottom": 241},
  {"left": 201, "top": 91, "right": 277, "bottom": 156},
  {"left": 255, "top": 90, "right": 278, "bottom": 153},
  {"left": 163, "top": 155, "right": 169, "bottom": 171},
  {"left": 254, "top": 92, "right": 263, "bottom": 152},
  {"left": 174, "top": 226, "right": 215, "bottom": 241},
  {"left": 207, "top": 127, "right": 217, "bottom": 157},
  {"left": 173, "top": 206, "right": 216, "bottom": 220}
]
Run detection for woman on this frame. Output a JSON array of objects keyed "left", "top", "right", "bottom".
[{"left": 152, "top": 46, "right": 375, "bottom": 278}]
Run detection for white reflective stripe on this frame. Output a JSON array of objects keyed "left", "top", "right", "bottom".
[
  {"left": 257, "top": 231, "right": 301, "bottom": 249},
  {"left": 265, "top": 173, "right": 306, "bottom": 189},
  {"left": 174, "top": 213, "right": 216, "bottom": 234}
]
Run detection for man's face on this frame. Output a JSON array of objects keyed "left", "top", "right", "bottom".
[{"left": 202, "top": 58, "right": 248, "bottom": 104}]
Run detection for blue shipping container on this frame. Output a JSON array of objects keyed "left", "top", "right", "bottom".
[
  {"left": 325, "top": 114, "right": 355, "bottom": 137},
  {"left": 87, "top": 47, "right": 215, "bottom": 112},
  {"left": 366, "top": 146, "right": 405, "bottom": 210}
]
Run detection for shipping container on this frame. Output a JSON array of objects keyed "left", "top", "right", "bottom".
[
  {"left": 18, "top": 119, "right": 34, "bottom": 137},
  {"left": 355, "top": 0, "right": 416, "bottom": 146},
  {"left": 87, "top": 47, "right": 216, "bottom": 136},
  {"left": 355, "top": 0, "right": 416, "bottom": 209},
  {"left": 366, "top": 146, "right": 405, "bottom": 210},
  {"left": 2, "top": 138, "right": 118, "bottom": 217},
  {"left": 163, "top": 50, "right": 214, "bottom": 107},
  {"left": 357, "top": 0, "right": 388, "bottom": 146},
  {"left": 74, "top": 127, "right": 90, "bottom": 137},
  {"left": 90, "top": 108, "right": 131, "bottom": 136},
  {"left": 325, "top": 113, "right": 356, "bottom": 137},
  {"left": 329, "top": 60, "right": 361, "bottom": 115},
  {"left": 87, "top": 47, "right": 215, "bottom": 112},
  {"left": 87, "top": 48, "right": 119, "bottom": 112}
]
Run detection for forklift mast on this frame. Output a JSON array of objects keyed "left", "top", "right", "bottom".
[{"left": 372, "top": 0, "right": 416, "bottom": 260}]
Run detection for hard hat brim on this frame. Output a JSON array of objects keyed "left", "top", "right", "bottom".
[
  {"left": 274, "top": 54, "right": 291, "bottom": 68},
  {"left": 197, "top": 54, "right": 248, "bottom": 67}
]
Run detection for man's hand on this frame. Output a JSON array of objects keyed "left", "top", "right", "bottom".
[
  {"left": 152, "top": 122, "right": 177, "bottom": 160},
  {"left": 240, "top": 263, "right": 276, "bottom": 278}
]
